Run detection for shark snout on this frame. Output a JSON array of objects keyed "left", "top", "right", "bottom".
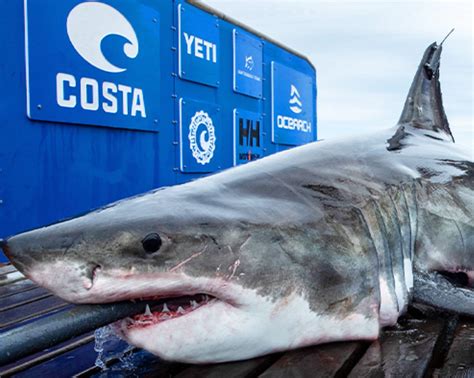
[
  {"left": 3, "top": 227, "right": 91, "bottom": 282},
  {"left": 5, "top": 231, "right": 100, "bottom": 301},
  {"left": 2, "top": 235, "right": 34, "bottom": 273},
  {"left": 4, "top": 232, "right": 37, "bottom": 269}
]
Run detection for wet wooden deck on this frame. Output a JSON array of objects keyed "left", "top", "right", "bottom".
[{"left": 1, "top": 264, "right": 472, "bottom": 377}]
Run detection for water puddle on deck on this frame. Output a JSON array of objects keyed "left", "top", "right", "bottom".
[{"left": 94, "top": 325, "right": 135, "bottom": 371}]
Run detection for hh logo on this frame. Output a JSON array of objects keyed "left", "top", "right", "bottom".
[
  {"left": 289, "top": 84, "right": 302, "bottom": 114},
  {"left": 239, "top": 118, "right": 260, "bottom": 147},
  {"left": 56, "top": 2, "right": 146, "bottom": 118},
  {"left": 188, "top": 111, "right": 217, "bottom": 165},
  {"left": 234, "top": 111, "right": 263, "bottom": 166}
]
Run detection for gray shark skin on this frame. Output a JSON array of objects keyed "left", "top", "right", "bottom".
[{"left": 2, "top": 42, "right": 473, "bottom": 363}]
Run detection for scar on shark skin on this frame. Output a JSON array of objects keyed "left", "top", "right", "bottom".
[
  {"left": 169, "top": 251, "right": 204, "bottom": 273},
  {"left": 227, "top": 259, "right": 241, "bottom": 280}
]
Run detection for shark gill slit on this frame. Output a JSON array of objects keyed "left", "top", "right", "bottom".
[
  {"left": 388, "top": 190, "right": 411, "bottom": 269},
  {"left": 394, "top": 181, "right": 420, "bottom": 301},
  {"left": 360, "top": 199, "right": 398, "bottom": 324},
  {"left": 409, "top": 181, "right": 420, "bottom": 263},
  {"left": 387, "top": 187, "right": 409, "bottom": 311},
  {"left": 400, "top": 184, "right": 415, "bottom": 263},
  {"left": 372, "top": 199, "right": 402, "bottom": 315}
]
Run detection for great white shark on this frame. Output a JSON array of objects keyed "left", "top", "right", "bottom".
[{"left": 2, "top": 41, "right": 473, "bottom": 363}]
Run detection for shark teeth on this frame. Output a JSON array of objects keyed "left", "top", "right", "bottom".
[
  {"left": 144, "top": 304, "right": 152, "bottom": 316},
  {"left": 124, "top": 294, "right": 217, "bottom": 330}
]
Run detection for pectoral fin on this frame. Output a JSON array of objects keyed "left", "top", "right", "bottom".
[{"left": 413, "top": 270, "right": 474, "bottom": 317}]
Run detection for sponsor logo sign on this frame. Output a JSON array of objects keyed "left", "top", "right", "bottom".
[
  {"left": 233, "top": 109, "right": 264, "bottom": 166},
  {"left": 233, "top": 30, "right": 263, "bottom": 98},
  {"left": 24, "top": 1, "right": 160, "bottom": 131},
  {"left": 271, "top": 62, "right": 316, "bottom": 145},
  {"left": 179, "top": 98, "right": 222, "bottom": 173},
  {"left": 188, "top": 110, "right": 216, "bottom": 165},
  {"left": 178, "top": 4, "right": 220, "bottom": 87}
]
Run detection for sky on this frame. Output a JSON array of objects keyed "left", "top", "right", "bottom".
[{"left": 204, "top": 0, "right": 473, "bottom": 154}]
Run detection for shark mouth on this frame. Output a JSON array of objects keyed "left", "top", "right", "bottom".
[{"left": 120, "top": 294, "right": 216, "bottom": 330}]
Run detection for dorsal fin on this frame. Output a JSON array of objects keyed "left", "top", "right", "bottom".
[{"left": 387, "top": 41, "right": 454, "bottom": 150}]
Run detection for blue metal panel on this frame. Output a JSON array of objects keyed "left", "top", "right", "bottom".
[
  {"left": 0, "top": 0, "right": 317, "bottom": 262},
  {"left": 233, "top": 109, "right": 264, "bottom": 166},
  {"left": 178, "top": 3, "right": 220, "bottom": 87},
  {"left": 233, "top": 30, "right": 263, "bottom": 99},
  {"left": 25, "top": 0, "right": 161, "bottom": 131},
  {"left": 271, "top": 62, "right": 316, "bottom": 145}
]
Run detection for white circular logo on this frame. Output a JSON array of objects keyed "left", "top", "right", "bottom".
[
  {"left": 66, "top": 2, "right": 139, "bottom": 73},
  {"left": 188, "top": 111, "right": 216, "bottom": 165}
]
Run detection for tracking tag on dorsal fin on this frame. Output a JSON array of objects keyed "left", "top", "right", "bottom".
[{"left": 387, "top": 38, "right": 455, "bottom": 151}]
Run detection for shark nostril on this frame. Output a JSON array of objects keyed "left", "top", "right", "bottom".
[
  {"left": 142, "top": 233, "right": 162, "bottom": 254},
  {"left": 84, "top": 264, "right": 102, "bottom": 290},
  {"left": 92, "top": 265, "right": 101, "bottom": 280}
]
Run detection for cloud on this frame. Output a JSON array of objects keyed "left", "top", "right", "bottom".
[{"left": 204, "top": 0, "right": 472, "bottom": 154}]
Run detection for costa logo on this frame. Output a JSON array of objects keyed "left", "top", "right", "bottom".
[
  {"left": 54, "top": 2, "right": 146, "bottom": 118},
  {"left": 66, "top": 2, "right": 139, "bottom": 73}
]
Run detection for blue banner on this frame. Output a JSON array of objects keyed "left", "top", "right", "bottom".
[
  {"left": 233, "top": 109, "right": 264, "bottom": 165},
  {"left": 271, "top": 62, "right": 315, "bottom": 145},
  {"left": 179, "top": 98, "right": 224, "bottom": 173},
  {"left": 25, "top": 0, "right": 160, "bottom": 131},
  {"left": 178, "top": 3, "right": 220, "bottom": 87},
  {"left": 233, "top": 30, "right": 263, "bottom": 98}
]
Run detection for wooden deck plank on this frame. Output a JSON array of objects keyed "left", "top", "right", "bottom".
[
  {"left": 175, "top": 354, "right": 280, "bottom": 378},
  {"left": 0, "top": 295, "right": 69, "bottom": 330},
  {"left": 0, "top": 279, "right": 36, "bottom": 299},
  {"left": 84, "top": 349, "right": 186, "bottom": 378},
  {"left": 11, "top": 339, "right": 98, "bottom": 378},
  {"left": 434, "top": 319, "right": 474, "bottom": 377},
  {"left": 259, "top": 342, "right": 361, "bottom": 378},
  {"left": 0, "top": 270, "right": 25, "bottom": 286},
  {"left": 0, "top": 265, "right": 16, "bottom": 276},
  {"left": 348, "top": 318, "right": 444, "bottom": 378},
  {"left": 0, "top": 286, "right": 50, "bottom": 311},
  {"left": 0, "top": 334, "right": 95, "bottom": 377}
]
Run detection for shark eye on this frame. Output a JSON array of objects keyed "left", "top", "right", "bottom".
[{"left": 142, "top": 233, "right": 162, "bottom": 253}]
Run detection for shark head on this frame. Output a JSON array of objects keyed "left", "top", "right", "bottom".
[{"left": 3, "top": 179, "right": 380, "bottom": 363}]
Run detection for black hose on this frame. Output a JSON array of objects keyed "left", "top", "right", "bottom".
[{"left": 0, "top": 300, "right": 162, "bottom": 367}]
